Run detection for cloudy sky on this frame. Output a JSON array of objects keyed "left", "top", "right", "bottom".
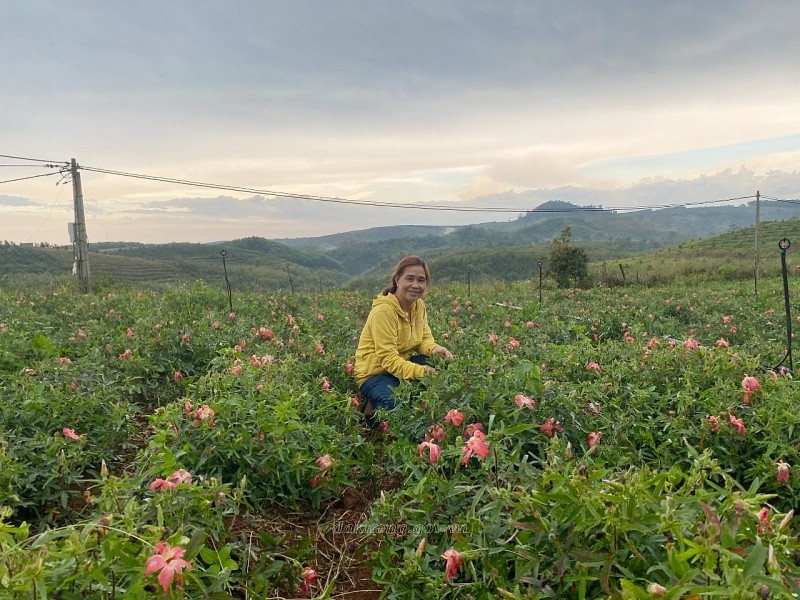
[{"left": 2, "top": 0, "right": 799, "bottom": 244}]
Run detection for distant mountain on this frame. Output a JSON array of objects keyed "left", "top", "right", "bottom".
[{"left": 4, "top": 200, "right": 799, "bottom": 290}]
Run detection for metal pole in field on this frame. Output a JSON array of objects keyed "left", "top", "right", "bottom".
[
  {"left": 70, "top": 158, "right": 91, "bottom": 294},
  {"left": 537, "top": 261, "right": 543, "bottom": 303},
  {"left": 286, "top": 263, "right": 294, "bottom": 294},
  {"left": 220, "top": 249, "right": 233, "bottom": 312},
  {"left": 754, "top": 190, "right": 760, "bottom": 295}
]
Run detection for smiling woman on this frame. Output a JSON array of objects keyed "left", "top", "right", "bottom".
[{"left": 354, "top": 255, "right": 453, "bottom": 421}]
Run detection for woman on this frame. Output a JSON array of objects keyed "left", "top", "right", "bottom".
[{"left": 354, "top": 256, "right": 454, "bottom": 419}]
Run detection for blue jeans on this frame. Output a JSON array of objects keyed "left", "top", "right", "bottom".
[{"left": 359, "top": 355, "right": 428, "bottom": 412}]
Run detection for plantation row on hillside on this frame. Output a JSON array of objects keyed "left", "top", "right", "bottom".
[{"left": 3, "top": 276, "right": 800, "bottom": 597}]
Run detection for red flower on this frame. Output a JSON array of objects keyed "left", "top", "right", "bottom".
[
  {"left": 464, "top": 422, "right": 484, "bottom": 437},
  {"left": 144, "top": 542, "right": 193, "bottom": 594},
  {"left": 427, "top": 424, "right": 446, "bottom": 443},
  {"left": 514, "top": 394, "right": 535, "bottom": 409},
  {"left": 777, "top": 461, "right": 791, "bottom": 484},
  {"left": 443, "top": 409, "right": 464, "bottom": 427},
  {"left": 585, "top": 361, "right": 601, "bottom": 372},
  {"left": 758, "top": 507, "right": 772, "bottom": 533},
  {"left": 540, "top": 417, "right": 564, "bottom": 438},
  {"left": 741, "top": 375, "right": 760, "bottom": 405},
  {"left": 316, "top": 454, "right": 334, "bottom": 471},
  {"left": 62, "top": 427, "right": 81, "bottom": 441},
  {"left": 418, "top": 440, "right": 441, "bottom": 464},
  {"left": 301, "top": 566, "right": 317, "bottom": 596},
  {"left": 149, "top": 478, "right": 177, "bottom": 492},
  {"left": 461, "top": 430, "right": 490, "bottom": 465},
  {"left": 728, "top": 413, "right": 747, "bottom": 435},
  {"left": 167, "top": 469, "right": 192, "bottom": 486},
  {"left": 706, "top": 415, "right": 719, "bottom": 433},
  {"left": 587, "top": 431, "right": 602, "bottom": 452},
  {"left": 441, "top": 548, "right": 462, "bottom": 581},
  {"left": 193, "top": 404, "right": 216, "bottom": 427}
]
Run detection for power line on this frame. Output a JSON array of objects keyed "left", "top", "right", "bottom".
[
  {"left": 0, "top": 153, "right": 68, "bottom": 166},
  {"left": 79, "top": 164, "right": 758, "bottom": 214},
  {"left": 0, "top": 172, "right": 60, "bottom": 185}
]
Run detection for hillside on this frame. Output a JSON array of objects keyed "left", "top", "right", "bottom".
[{"left": 3, "top": 202, "right": 799, "bottom": 290}]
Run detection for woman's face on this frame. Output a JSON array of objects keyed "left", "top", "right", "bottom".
[{"left": 394, "top": 265, "right": 428, "bottom": 308}]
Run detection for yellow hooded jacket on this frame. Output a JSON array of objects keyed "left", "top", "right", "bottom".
[{"left": 354, "top": 293, "right": 438, "bottom": 388}]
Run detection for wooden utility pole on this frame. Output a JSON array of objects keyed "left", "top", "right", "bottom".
[
  {"left": 754, "top": 190, "right": 760, "bottom": 295},
  {"left": 71, "top": 158, "right": 91, "bottom": 293}
]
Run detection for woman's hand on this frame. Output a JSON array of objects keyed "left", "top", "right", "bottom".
[{"left": 432, "top": 345, "right": 454, "bottom": 360}]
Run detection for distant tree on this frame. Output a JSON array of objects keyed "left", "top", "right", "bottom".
[{"left": 548, "top": 227, "right": 588, "bottom": 288}]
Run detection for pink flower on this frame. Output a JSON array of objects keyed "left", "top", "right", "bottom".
[
  {"left": 758, "top": 507, "right": 772, "bottom": 533},
  {"left": 167, "top": 469, "right": 192, "bottom": 486},
  {"left": 301, "top": 566, "right": 317, "bottom": 596},
  {"left": 487, "top": 333, "right": 499, "bottom": 347},
  {"left": 716, "top": 338, "right": 730, "bottom": 348},
  {"left": 741, "top": 375, "right": 760, "bottom": 404},
  {"left": 506, "top": 337, "right": 520, "bottom": 352},
  {"left": 441, "top": 548, "right": 462, "bottom": 581},
  {"left": 258, "top": 327, "right": 274, "bottom": 340},
  {"left": 728, "top": 413, "right": 747, "bottom": 435},
  {"left": 464, "top": 422, "right": 484, "bottom": 437},
  {"left": 706, "top": 415, "right": 719, "bottom": 433},
  {"left": 315, "top": 342, "right": 325, "bottom": 354},
  {"left": 540, "top": 417, "right": 564, "bottom": 438},
  {"left": 172, "top": 371, "right": 183, "bottom": 383},
  {"left": 183, "top": 401, "right": 192, "bottom": 416},
  {"left": 514, "top": 394, "right": 535, "bottom": 409},
  {"left": 587, "top": 431, "right": 602, "bottom": 451},
  {"left": 427, "top": 424, "right": 446, "bottom": 443},
  {"left": 316, "top": 455, "right": 334, "bottom": 471},
  {"left": 647, "top": 583, "right": 667, "bottom": 596},
  {"left": 461, "top": 430, "right": 490, "bottom": 465},
  {"left": 380, "top": 421, "right": 390, "bottom": 433},
  {"left": 149, "top": 478, "right": 177, "bottom": 492},
  {"left": 144, "top": 542, "right": 193, "bottom": 594},
  {"left": 723, "top": 315, "right": 732, "bottom": 324},
  {"left": 117, "top": 348, "right": 132, "bottom": 360},
  {"left": 57, "top": 357, "right": 72, "bottom": 365},
  {"left": 181, "top": 334, "right": 191, "bottom": 344},
  {"left": 647, "top": 338, "right": 660, "bottom": 348},
  {"left": 418, "top": 440, "right": 441, "bottom": 464},
  {"left": 193, "top": 404, "right": 216, "bottom": 427},
  {"left": 777, "top": 461, "right": 791, "bottom": 484},
  {"left": 228, "top": 312, "right": 236, "bottom": 319},
  {"left": 443, "top": 409, "right": 464, "bottom": 427},
  {"left": 585, "top": 360, "right": 601, "bottom": 372},
  {"left": 345, "top": 361, "right": 354, "bottom": 376},
  {"left": 321, "top": 377, "right": 331, "bottom": 392},
  {"left": 62, "top": 427, "right": 81, "bottom": 441},
  {"left": 684, "top": 337, "right": 699, "bottom": 350}
]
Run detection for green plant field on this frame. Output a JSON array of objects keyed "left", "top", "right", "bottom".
[{"left": 2, "top": 276, "right": 800, "bottom": 598}]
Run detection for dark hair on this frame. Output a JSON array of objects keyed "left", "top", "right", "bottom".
[{"left": 381, "top": 256, "right": 431, "bottom": 295}]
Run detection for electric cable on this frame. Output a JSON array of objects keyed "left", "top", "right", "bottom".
[
  {"left": 79, "top": 164, "right": 758, "bottom": 215},
  {"left": 0, "top": 172, "right": 59, "bottom": 185}
]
